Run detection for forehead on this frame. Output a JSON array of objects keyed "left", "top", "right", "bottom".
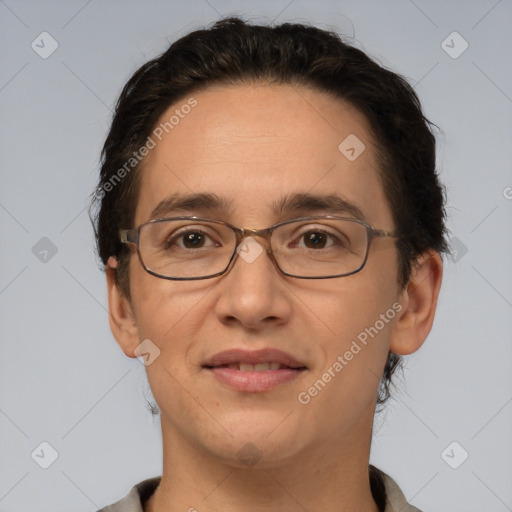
[{"left": 134, "top": 84, "right": 393, "bottom": 228}]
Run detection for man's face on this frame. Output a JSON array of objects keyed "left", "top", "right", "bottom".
[{"left": 122, "top": 84, "right": 404, "bottom": 467}]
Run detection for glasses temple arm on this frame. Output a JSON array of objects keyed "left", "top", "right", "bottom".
[{"left": 120, "top": 229, "right": 139, "bottom": 244}]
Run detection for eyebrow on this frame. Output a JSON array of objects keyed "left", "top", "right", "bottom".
[
  {"left": 149, "top": 193, "right": 233, "bottom": 220},
  {"left": 148, "top": 192, "right": 366, "bottom": 221},
  {"left": 273, "top": 193, "right": 366, "bottom": 220}
]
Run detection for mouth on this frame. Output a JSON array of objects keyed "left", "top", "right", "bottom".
[{"left": 203, "top": 349, "right": 308, "bottom": 392}]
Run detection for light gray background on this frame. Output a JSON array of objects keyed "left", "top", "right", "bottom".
[{"left": 1, "top": 0, "right": 511, "bottom": 511}]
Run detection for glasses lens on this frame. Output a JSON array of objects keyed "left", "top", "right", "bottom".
[
  {"left": 271, "top": 218, "right": 368, "bottom": 277},
  {"left": 138, "top": 219, "right": 236, "bottom": 278}
]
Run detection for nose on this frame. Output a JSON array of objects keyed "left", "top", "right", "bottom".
[{"left": 213, "top": 237, "right": 293, "bottom": 331}]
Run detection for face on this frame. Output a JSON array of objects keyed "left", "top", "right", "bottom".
[{"left": 114, "top": 84, "right": 406, "bottom": 468}]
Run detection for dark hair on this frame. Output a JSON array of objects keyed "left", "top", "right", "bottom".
[{"left": 90, "top": 16, "right": 448, "bottom": 407}]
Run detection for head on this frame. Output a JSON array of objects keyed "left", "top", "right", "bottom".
[{"left": 91, "top": 17, "right": 446, "bottom": 465}]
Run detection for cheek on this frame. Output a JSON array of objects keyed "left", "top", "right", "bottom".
[
  {"left": 129, "top": 265, "right": 178, "bottom": 347},
  {"left": 306, "top": 258, "right": 399, "bottom": 340},
  {"left": 300, "top": 251, "right": 401, "bottom": 377},
  {"left": 130, "top": 273, "right": 205, "bottom": 404},
  {"left": 297, "top": 285, "right": 399, "bottom": 424},
  {"left": 129, "top": 261, "right": 215, "bottom": 363}
]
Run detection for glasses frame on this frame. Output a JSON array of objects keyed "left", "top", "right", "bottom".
[{"left": 119, "top": 215, "right": 399, "bottom": 281}]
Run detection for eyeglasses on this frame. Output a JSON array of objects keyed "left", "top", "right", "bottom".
[{"left": 119, "top": 216, "right": 399, "bottom": 280}]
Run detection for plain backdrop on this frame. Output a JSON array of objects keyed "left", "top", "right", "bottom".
[{"left": 1, "top": 1, "right": 511, "bottom": 511}]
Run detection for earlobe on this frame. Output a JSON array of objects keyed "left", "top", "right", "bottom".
[
  {"left": 106, "top": 256, "right": 139, "bottom": 358},
  {"left": 389, "top": 250, "right": 443, "bottom": 355}
]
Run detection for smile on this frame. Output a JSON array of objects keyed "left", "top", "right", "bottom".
[
  {"left": 203, "top": 349, "right": 308, "bottom": 392},
  {"left": 225, "top": 362, "right": 288, "bottom": 371}
]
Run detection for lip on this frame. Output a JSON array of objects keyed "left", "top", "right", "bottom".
[
  {"left": 203, "top": 348, "right": 308, "bottom": 392},
  {"left": 203, "top": 348, "right": 306, "bottom": 368}
]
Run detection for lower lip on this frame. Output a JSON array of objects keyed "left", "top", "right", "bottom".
[{"left": 206, "top": 367, "right": 306, "bottom": 392}]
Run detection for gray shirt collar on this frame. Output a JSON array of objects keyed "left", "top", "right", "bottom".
[{"left": 97, "top": 469, "right": 422, "bottom": 512}]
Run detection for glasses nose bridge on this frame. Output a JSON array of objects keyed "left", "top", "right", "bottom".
[{"left": 237, "top": 226, "right": 273, "bottom": 243}]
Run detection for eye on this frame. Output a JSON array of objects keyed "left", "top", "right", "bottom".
[
  {"left": 180, "top": 231, "right": 208, "bottom": 248},
  {"left": 302, "top": 231, "right": 330, "bottom": 249},
  {"left": 165, "top": 228, "right": 219, "bottom": 250},
  {"left": 290, "top": 227, "right": 345, "bottom": 250}
]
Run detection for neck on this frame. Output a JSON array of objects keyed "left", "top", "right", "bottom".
[{"left": 145, "top": 414, "right": 379, "bottom": 512}]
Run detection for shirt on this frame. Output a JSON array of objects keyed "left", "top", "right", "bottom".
[{"left": 97, "top": 466, "right": 421, "bottom": 512}]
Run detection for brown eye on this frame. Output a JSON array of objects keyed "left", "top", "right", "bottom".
[
  {"left": 182, "top": 232, "right": 206, "bottom": 248},
  {"left": 303, "top": 232, "right": 328, "bottom": 249},
  {"left": 164, "top": 228, "right": 218, "bottom": 251}
]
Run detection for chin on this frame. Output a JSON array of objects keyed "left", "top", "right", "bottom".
[{"left": 202, "top": 411, "right": 312, "bottom": 469}]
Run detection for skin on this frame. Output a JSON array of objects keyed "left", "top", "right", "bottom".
[{"left": 106, "top": 84, "right": 443, "bottom": 512}]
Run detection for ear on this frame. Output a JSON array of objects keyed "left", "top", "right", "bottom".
[
  {"left": 106, "top": 256, "right": 139, "bottom": 358},
  {"left": 390, "top": 250, "right": 443, "bottom": 355}
]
